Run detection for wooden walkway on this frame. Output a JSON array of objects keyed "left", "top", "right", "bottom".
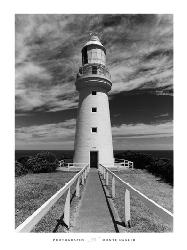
[{"left": 71, "top": 169, "right": 117, "bottom": 232}]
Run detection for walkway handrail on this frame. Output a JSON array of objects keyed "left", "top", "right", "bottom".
[
  {"left": 16, "top": 164, "right": 90, "bottom": 233},
  {"left": 58, "top": 162, "right": 88, "bottom": 169},
  {"left": 102, "top": 160, "right": 134, "bottom": 169},
  {"left": 99, "top": 164, "right": 173, "bottom": 227},
  {"left": 115, "top": 158, "right": 134, "bottom": 169}
]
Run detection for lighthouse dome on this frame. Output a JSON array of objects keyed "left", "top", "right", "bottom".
[{"left": 83, "top": 35, "right": 104, "bottom": 47}]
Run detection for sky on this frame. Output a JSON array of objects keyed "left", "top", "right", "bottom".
[{"left": 15, "top": 14, "right": 173, "bottom": 150}]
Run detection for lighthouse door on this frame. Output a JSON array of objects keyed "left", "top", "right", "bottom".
[{"left": 90, "top": 151, "right": 98, "bottom": 168}]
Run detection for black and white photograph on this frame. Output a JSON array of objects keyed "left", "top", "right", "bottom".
[{"left": 15, "top": 13, "right": 173, "bottom": 234}]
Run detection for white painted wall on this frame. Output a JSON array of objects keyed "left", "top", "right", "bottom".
[{"left": 73, "top": 86, "right": 114, "bottom": 167}]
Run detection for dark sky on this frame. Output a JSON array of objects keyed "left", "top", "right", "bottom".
[{"left": 15, "top": 14, "right": 173, "bottom": 150}]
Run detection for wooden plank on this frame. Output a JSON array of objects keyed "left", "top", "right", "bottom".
[
  {"left": 100, "top": 164, "right": 173, "bottom": 226},
  {"left": 104, "top": 169, "right": 106, "bottom": 179},
  {"left": 64, "top": 188, "right": 70, "bottom": 228},
  {"left": 106, "top": 171, "right": 109, "bottom": 185},
  {"left": 99, "top": 165, "right": 101, "bottom": 173},
  {"left": 81, "top": 173, "right": 84, "bottom": 185},
  {"left": 76, "top": 177, "right": 80, "bottom": 197},
  {"left": 112, "top": 176, "right": 115, "bottom": 198},
  {"left": 16, "top": 165, "right": 88, "bottom": 232},
  {"left": 101, "top": 166, "right": 104, "bottom": 175},
  {"left": 124, "top": 188, "right": 131, "bottom": 227}
]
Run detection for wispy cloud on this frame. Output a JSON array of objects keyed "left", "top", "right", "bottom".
[
  {"left": 112, "top": 121, "right": 172, "bottom": 139},
  {"left": 15, "top": 14, "right": 173, "bottom": 150},
  {"left": 15, "top": 119, "right": 172, "bottom": 150},
  {"left": 15, "top": 119, "right": 76, "bottom": 149},
  {"left": 15, "top": 14, "right": 173, "bottom": 113},
  {"left": 112, "top": 121, "right": 173, "bottom": 150}
]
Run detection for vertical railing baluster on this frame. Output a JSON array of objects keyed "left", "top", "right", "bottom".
[
  {"left": 64, "top": 188, "right": 71, "bottom": 229},
  {"left": 81, "top": 173, "right": 84, "bottom": 185},
  {"left": 106, "top": 171, "right": 109, "bottom": 185},
  {"left": 124, "top": 188, "right": 131, "bottom": 227},
  {"left": 112, "top": 176, "right": 115, "bottom": 198},
  {"left": 76, "top": 177, "right": 80, "bottom": 197},
  {"left": 100, "top": 165, "right": 103, "bottom": 175},
  {"left": 84, "top": 169, "right": 86, "bottom": 179}
]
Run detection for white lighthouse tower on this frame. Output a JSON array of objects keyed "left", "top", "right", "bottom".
[{"left": 73, "top": 35, "right": 114, "bottom": 168}]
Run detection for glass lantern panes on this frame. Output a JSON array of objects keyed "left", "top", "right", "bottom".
[
  {"left": 87, "top": 50, "right": 92, "bottom": 63},
  {"left": 86, "top": 47, "right": 106, "bottom": 65}
]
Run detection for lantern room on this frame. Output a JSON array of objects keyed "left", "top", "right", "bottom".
[{"left": 81, "top": 35, "right": 106, "bottom": 66}]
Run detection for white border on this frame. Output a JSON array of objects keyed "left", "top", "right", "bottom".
[{"left": 0, "top": 1, "right": 186, "bottom": 250}]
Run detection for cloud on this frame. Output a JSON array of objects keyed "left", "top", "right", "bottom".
[
  {"left": 16, "top": 62, "right": 52, "bottom": 84},
  {"left": 112, "top": 121, "right": 173, "bottom": 150},
  {"left": 15, "top": 14, "right": 173, "bottom": 114},
  {"left": 16, "top": 118, "right": 172, "bottom": 150},
  {"left": 112, "top": 121, "right": 172, "bottom": 139},
  {"left": 15, "top": 15, "right": 173, "bottom": 150},
  {"left": 15, "top": 119, "right": 76, "bottom": 149}
]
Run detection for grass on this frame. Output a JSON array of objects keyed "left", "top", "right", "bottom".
[
  {"left": 16, "top": 168, "right": 173, "bottom": 233},
  {"left": 108, "top": 169, "right": 173, "bottom": 232},
  {"left": 15, "top": 171, "right": 79, "bottom": 231}
]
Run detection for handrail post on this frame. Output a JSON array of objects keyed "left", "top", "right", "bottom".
[
  {"left": 112, "top": 176, "right": 115, "bottom": 198},
  {"left": 100, "top": 165, "right": 103, "bottom": 175},
  {"left": 106, "top": 171, "right": 109, "bottom": 186},
  {"left": 64, "top": 188, "right": 71, "bottom": 229},
  {"left": 84, "top": 170, "right": 86, "bottom": 179},
  {"left": 124, "top": 188, "right": 131, "bottom": 227},
  {"left": 98, "top": 164, "right": 101, "bottom": 173},
  {"left": 76, "top": 177, "right": 80, "bottom": 197},
  {"left": 81, "top": 172, "right": 84, "bottom": 185},
  {"left": 104, "top": 168, "right": 106, "bottom": 180}
]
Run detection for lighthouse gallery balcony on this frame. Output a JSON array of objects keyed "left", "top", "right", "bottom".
[{"left": 75, "top": 64, "right": 112, "bottom": 91}]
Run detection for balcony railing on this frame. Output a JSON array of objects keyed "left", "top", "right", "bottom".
[{"left": 77, "top": 64, "right": 111, "bottom": 80}]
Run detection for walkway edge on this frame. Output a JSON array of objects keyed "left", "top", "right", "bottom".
[
  {"left": 69, "top": 176, "right": 89, "bottom": 232},
  {"left": 99, "top": 173, "right": 127, "bottom": 233}
]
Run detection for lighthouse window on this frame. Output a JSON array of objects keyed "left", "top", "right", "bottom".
[
  {"left": 92, "top": 66, "right": 97, "bottom": 74},
  {"left": 92, "top": 127, "right": 97, "bottom": 133},
  {"left": 92, "top": 107, "right": 97, "bottom": 112},
  {"left": 92, "top": 91, "right": 97, "bottom": 95}
]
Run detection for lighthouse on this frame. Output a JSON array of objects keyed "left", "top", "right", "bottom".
[{"left": 73, "top": 35, "right": 114, "bottom": 168}]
